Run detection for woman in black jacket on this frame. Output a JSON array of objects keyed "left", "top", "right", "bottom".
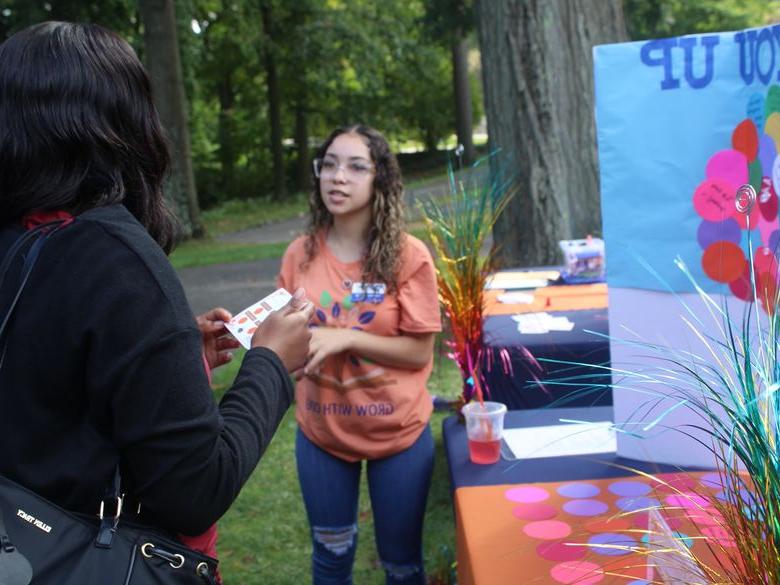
[{"left": 0, "top": 20, "right": 312, "bottom": 559}]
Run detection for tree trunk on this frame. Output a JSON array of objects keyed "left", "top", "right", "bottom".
[
  {"left": 139, "top": 0, "right": 204, "bottom": 238},
  {"left": 295, "top": 103, "right": 310, "bottom": 194},
  {"left": 217, "top": 72, "right": 235, "bottom": 199},
  {"left": 261, "top": 2, "right": 286, "bottom": 200},
  {"left": 452, "top": 36, "right": 476, "bottom": 165},
  {"left": 476, "top": 0, "right": 627, "bottom": 266}
]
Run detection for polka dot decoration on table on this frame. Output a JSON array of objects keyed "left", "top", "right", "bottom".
[
  {"left": 587, "top": 533, "right": 637, "bottom": 557},
  {"left": 558, "top": 482, "right": 601, "bottom": 499},
  {"left": 702, "top": 525, "right": 736, "bottom": 548},
  {"left": 615, "top": 496, "right": 661, "bottom": 513},
  {"left": 563, "top": 499, "right": 610, "bottom": 517},
  {"left": 664, "top": 493, "right": 712, "bottom": 510},
  {"left": 465, "top": 472, "right": 741, "bottom": 584},
  {"left": 607, "top": 480, "right": 651, "bottom": 497},
  {"left": 693, "top": 84, "right": 780, "bottom": 314},
  {"left": 550, "top": 560, "right": 604, "bottom": 585},
  {"left": 505, "top": 485, "right": 550, "bottom": 503},
  {"left": 537, "top": 540, "right": 587, "bottom": 562},
  {"left": 523, "top": 520, "right": 573, "bottom": 540},
  {"left": 512, "top": 502, "right": 559, "bottom": 521}
]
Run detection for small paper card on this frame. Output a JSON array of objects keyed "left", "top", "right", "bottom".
[
  {"left": 501, "top": 421, "right": 616, "bottom": 460},
  {"left": 225, "top": 288, "right": 292, "bottom": 349}
]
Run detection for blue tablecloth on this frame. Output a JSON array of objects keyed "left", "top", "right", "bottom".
[
  {"left": 482, "top": 308, "right": 612, "bottom": 410},
  {"left": 442, "top": 406, "right": 701, "bottom": 490}
]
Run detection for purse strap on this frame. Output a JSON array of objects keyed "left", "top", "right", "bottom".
[{"left": 0, "top": 220, "right": 69, "bottom": 345}]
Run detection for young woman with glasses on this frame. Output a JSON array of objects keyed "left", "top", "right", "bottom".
[{"left": 278, "top": 125, "right": 441, "bottom": 584}]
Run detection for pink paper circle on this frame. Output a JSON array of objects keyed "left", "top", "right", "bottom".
[
  {"left": 505, "top": 486, "right": 550, "bottom": 503},
  {"left": 658, "top": 474, "right": 704, "bottom": 492},
  {"left": 537, "top": 540, "right": 587, "bottom": 562},
  {"left": 550, "top": 560, "right": 604, "bottom": 584},
  {"left": 664, "top": 493, "right": 712, "bottom": 509},
  {"left": 562, "top": 499, "right": 609, "bottom": 517},
  {"left": 706, "top": 149, "right": 749, "bottom": 189},
  {"left": 524, "top": 520, "right": 572, "bottom": 540},
  {"left": 702, "top": 526, "right": 736, "bottom": 548},
  {"left": 686, "top": 509, "right": 723, "bottom": 527},
  {"left": 693, "top": 178, "right": 737, "bottom": 222},
  {"left": 512, "top": 503, "right": 559, "bottom": 521}
]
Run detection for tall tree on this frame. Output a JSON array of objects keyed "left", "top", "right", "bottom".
[
  {"left": 259, "top": 0, "right": 286, "bottom": 200},
  {"left": 424, "top": 0, "right": 477, "bottom": 164},
  {"left": 139, "top": 0, "right": 204, "bottom": 237},
  {"left": 476, "top": 0, "right": 627, "bottom": 266}
]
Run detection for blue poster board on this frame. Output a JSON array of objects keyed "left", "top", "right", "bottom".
[{"left": 595, "top": 25, "right": 780, "bottom": 306}]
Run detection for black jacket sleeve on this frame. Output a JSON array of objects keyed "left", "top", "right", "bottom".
[{"left": 76, "top": 212, "right": 294, "bottom": 535}]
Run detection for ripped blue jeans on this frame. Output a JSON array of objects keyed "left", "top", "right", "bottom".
[{"left": 295, "top": 426, "right": 434, "bottom": 585}]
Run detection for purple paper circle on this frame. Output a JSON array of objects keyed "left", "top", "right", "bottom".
[
  {"left": 505, "top": 486, "right": 550, "bottom": 503},
  {"left": 615, "top": 496, "right": 660, "bottom": 512},
  {"left": 608, "top": 481, "right": 652, "bottom": 497},
  {"left": 700, "top": 472, "right": 724, "bottom": 489},
  {"left": 769, "top": 230, "right": 780, "bottom": 254},
  {"left": 557, "top": 483, "right": 601, "bottom": 499},
  {"left": 563, "top": 499, "right": 609, "bottom": 517},
  {"left": 628, "top": 580, "right": 650, "bottom": 585},
  {"left": 587, "top": 532, "right": 636, "bottom": 556},
  {"left": 759, "top": 134, "right": 777, "bottom": 174},
  {"left": 697, "top": 218, "right": 742, "bottom": 249}
]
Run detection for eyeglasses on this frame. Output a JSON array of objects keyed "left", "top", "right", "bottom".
[{"left": 313, "top": 157, "right": 375, "bottom": 180}]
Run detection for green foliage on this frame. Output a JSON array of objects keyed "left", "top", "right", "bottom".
[
  {"left": 2, "top": 0, "right": 479, "bottom": 216},
  {"left": 623, "top": 0, "right": 780, "bottom": 40}
]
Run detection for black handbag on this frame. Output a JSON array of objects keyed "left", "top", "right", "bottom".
[{"left": 0, "top": 221, "right": 219, "bottom": 585}]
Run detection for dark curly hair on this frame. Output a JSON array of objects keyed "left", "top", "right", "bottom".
[
  {"left": 303, "top": 124, "right": 405, "bottom": 291},
  {"left": 0, "top": 22, "right": 178, "bottom": 253}
]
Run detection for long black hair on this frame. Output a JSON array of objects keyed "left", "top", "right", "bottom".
[{"left": 0, "top": 22, "right": 178, "bottom": 252}]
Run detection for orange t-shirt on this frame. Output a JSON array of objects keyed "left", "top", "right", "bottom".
[{"left": 278, "top": 232, "right": 442, "bottom": 461}]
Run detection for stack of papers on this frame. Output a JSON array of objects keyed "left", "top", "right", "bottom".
[
  {"left": 511, "top": 312, "right": 575, "bottom": 334},
  {"left": 502, "top": 421, "right": 616, "bottom": 460}
]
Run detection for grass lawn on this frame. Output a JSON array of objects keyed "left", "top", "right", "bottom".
[{"left": 211, "top": 348, "right": 463, "bottom": 584}]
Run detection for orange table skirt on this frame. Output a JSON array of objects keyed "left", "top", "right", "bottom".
[{"left": 455, "top": 472, "right": 732, "bottom": 584}]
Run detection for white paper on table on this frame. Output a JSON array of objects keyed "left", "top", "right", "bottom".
[
  {"left": 502, "top": 421, "right": 616, "bottom": 460},
  {"left": 510, "top": 312, "right": 575, "bottom": 334},
  {"left": 485, "top": 272, "right": 551, "bottom": 290},
  {"left": 511, "top": 312, "right": 549, "bottom": 334},
  {"left": 497, "top": 291, "right": 534, "bottom": 304}
]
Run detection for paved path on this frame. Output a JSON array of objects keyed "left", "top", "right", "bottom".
[{"left": 177, "top": 168, "right": 485, "bottom": 315}]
